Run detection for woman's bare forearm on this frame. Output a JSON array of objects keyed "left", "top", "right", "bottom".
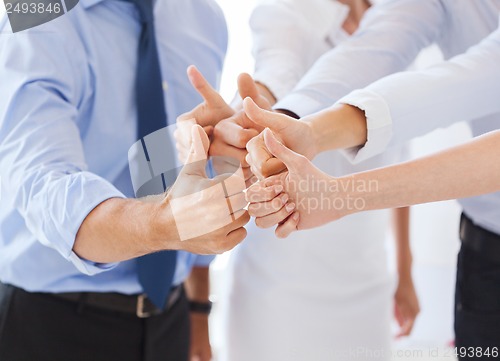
[
  {"left": 339, "top": 131, "right": 500, "bottom": 214},
  {"left": 392, "top": 207, "right": 412, "bottom": 279}
]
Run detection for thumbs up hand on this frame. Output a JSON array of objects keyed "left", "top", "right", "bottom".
[
  {"left": 167, "top": 125, "right": 250, "bottom": 254},
  {"left": 246, "top": 129, "right": 343, "bottom": 238},
  {"left": 210, "top": 73, "right": 273, "bottom": 186},
  {"left": 243, "top": 98, "right": 318, "bottom": 180},
  {"left": 175, "top": 65, "right": 235, "bottom": 163}
]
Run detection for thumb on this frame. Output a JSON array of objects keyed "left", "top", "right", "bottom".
[
  {"left": 182, "top": 124, "right": 210, "bottom": 177},
  {"left": 263, "top": 128, "right": 304, "bottom": 173},
  {"left": 243, "top": 97, "right": 288, "bottom": 131},
  {"left": 237, "top": 73, "right": 260, "bottom": 103},
  {"left": 187, "top": 65, "right": 226, "bottom": 107}
]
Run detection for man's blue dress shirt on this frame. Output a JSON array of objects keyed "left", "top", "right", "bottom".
[{"left": 0, "top": 0, "right": 227, "bottom": 294}]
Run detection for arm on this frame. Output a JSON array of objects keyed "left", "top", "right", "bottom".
[
  {"left": 245, "top": 23, "right": 500, "bottom": 175},
  {"left": 185, "top": 267, "right": 212, "bottom": 361},
  {"left": 76, "top": 126, "right": 250, "bottom": 263},
  {"left": 250, "top": 0, "right": 346, "bottom": 101},
  {"left": 275, "top": 0, "right": 445, "bottom": 116},
  {"left": 246, "top": 129, "right": 500, "bottom": 235},
  {"left": 344, "top": 130, "right": 500, "bottom": 212},
  {"left": 337, "top": 23, "right": 500, "bottom": 162},
  {"left": 392, "top": 207, "right": 420, "bottom": 337}
]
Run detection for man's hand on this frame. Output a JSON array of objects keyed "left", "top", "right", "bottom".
[
  {"left": 189, "top": 313, "right": 212, "bottom": 361},
  {"left": 175, "top": 66, "right": 234, "bottom": 163},
  {"left": 394, "top": 275, "right": 420, "bottom": 338},
  {"left": 246, "top": 129, "right": 343, "bottom": 238},
  {"left": 243, "top": 98, "right": 318, "bottom": 180},
  {"left": 210, "top": 73, "right": 272, "bottom": 186},
  {"left": 164, "top": 125, "right": 249, "bottom": 254}
]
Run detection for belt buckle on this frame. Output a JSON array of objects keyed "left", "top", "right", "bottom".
[{"left": 136, "top": 294, "right": 152, "bottom": 318}]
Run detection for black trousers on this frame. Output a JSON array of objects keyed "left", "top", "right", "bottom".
[
  {"left": 455, "top": 216, "right": 500, "bottom": 360},
  {"left": 0, "top": 284, "right": 190, "bottom": 361}
]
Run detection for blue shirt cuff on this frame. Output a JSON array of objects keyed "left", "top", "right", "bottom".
[{"left": 193, "top": 255, "right": 215, "bottom": 267}]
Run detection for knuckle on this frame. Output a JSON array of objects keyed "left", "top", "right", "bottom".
[
  {"left": 275, "top": 228, "right": 286, "bottom": 239},
  {"left": 296, "top": 155, "right": 309, "bottom": 166},
  {"left": 246, "top": 137, "right": 258, "bottom": 152},
  {"left": 236, "top": 132, "right": 252, "bottom": 148},
  {"left": 255, "top": 217, "right": 266, "bottom": 229}
]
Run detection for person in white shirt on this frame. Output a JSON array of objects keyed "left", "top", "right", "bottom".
[
  {"left": 221, "top": 1, "right": 422, "bottom": 360},
  {"left": 177, "top": 1, "right": 419, "bottom": 360},
  {"left": 242, "top": 2, "right": 500, "bottom": 352}
]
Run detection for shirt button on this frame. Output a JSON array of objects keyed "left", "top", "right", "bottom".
[{"left": 162, "top": 81, "right": 168, "bottom": 91}]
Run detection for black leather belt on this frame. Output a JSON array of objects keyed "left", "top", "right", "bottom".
[
  {"left": 51, "top": 285, "right": 183, "bottom": 319},
  {"left": 460, "top": 213, "right": 500, "bottom": 262}
]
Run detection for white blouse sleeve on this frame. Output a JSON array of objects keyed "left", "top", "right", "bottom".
[
  {"left": 275, "top": 0, "right": 446, "bottom": 116},
  {"left": 250, "top": 0, "right": 348, "bottom": 100},
  {"left": 339, "top": 21, "right": 500, "bottom": 163}
]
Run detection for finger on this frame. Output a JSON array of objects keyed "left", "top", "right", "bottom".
[
  {"left": 255, "top": 202, "right": 296, "bottom": 229},
  {"left": 214, "top": 119, "right": 260, "bottom": 149},
  {"left": 232, "top": 209, "right": 250, "bottom": 225},
  {"left": 245, "top": 176, "right": 258, "bottom": 189},
  {"left": 238, "top": 73, "right": 261, "bottom": 102},
  {"left": 246, "top": 182, "right": 283, "bottom": 203},
  {"left": 275, "top": 212, "right": 299, "bottom": 238},
  {"left": 212, "top": 158, "right": 247, "bottom": 177},
  {"left": 174, "top": 130, "right": 189, "bottom": 163},
  {"left": 396, "top": 317, "right": 416, "bottom": 338},
  {"left": 223, "top": 210, "right": 250, "bottom": 237},
  {"left": 223, "top": 226, "right": 248, "bottom": 251},
  {"left": 263, "top": 128, "right": 306, "bottom": 173},
  {"left": 243, "top": 167, "right": 253, "bottom": 182},
  {"left": 210, "top": 141, "right": 249, "bottom": 167},
  {"left": 181, "top": 125, "right": 210, "bottom": 177},
  {"left": 187, "top": 65, "right": 226, "bottom": 107},
  {"left": 243, "top": 97, "right": 289, "bottom": 131},
  {"left": 248, "top": 193, "right": 289, "bottom": 218},
  {"left": 227, "top": 192, "right": 248, "bottom": 214},
  {"left": 203, "top": 125, "right": 214, "bottom": 137},
  {"left": 246, "top": 134, "right": 273, "bottom": 179},
  {"left": 222, "top": 168, "right": 247, "bottom": 197},
  {"left": 261, "top": 158, "right": 287, "bottom": 178}
]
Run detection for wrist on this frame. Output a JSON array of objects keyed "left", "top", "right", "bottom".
[
  {"left": 188, "top": 300, "right": 213, "bottom": 315},
  {"left": 255, "top": 82, "right": 277, "bottom": 106},
  {"left": 149, "top": 197, "right": 181, "bottom": 251},
  {"left": 331, "top": 175, "right": 371, "bottom": 219},
  {"left": 308, "top": 104, "right": 368, "bottom": 154},
  {"left": 327, "top": 177, "right": 357, "bottom": 220},
  {"left": 397, "top": 263, "right": 414, "bottom": 282}
]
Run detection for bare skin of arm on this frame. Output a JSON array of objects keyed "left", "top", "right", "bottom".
[
  {"left": 246, "top": 129, "right": 500, "bottom": 236},
  {"left": 185, "top": 267, "right": 212, "bottom": 361},
  {"left": 74, "top": 125, "right": 250, "bottom": 264},
  {"left": 392, "top": 207, "right": 420, "bottom": 337}
]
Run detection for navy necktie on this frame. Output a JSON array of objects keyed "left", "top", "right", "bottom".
[{"left": 125, "top": 0, "right": 177, "bottom": 309}]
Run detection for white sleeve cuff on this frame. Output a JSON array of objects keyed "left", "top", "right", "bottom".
[
  {"left": 274, "top": 92, "right": 329, "bottom": 118},
  {"left": 337, "top": 89, "right": 394, "bottom": 164}
]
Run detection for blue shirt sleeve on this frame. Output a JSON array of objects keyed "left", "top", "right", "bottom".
[
  {"left": 0, "top": 21, "right": 125, "bottom": 275},
  {"left": 193, "top": 255, "right": 216, "bottom": 267}
]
